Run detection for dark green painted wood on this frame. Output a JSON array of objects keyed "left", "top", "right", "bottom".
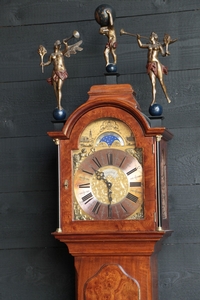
[
  {"left": 0, "top": 136, "right": 57, "bottom": 193},
  {"left": 0, "top": 190, "right": 61, "bottom": 249},
  {"left": 0, "top": 0, "right": 199, "bottom": 26},
  {"left": 0, "top": 247, "right": 75, "bottom": 300},
  {"left": 168, "top": 127, "right": 200, "bottom": 186},
  {"left": 0, "top": 10, "right": 200, "bottom": 82},
  {"left": 158, "top": 244, "right": 200, "bottom": 300},
  {"left": 0, "top": 68, "right": 200, "bottom": 138},
  {"left": 0, "top": 1, "right": 199, "bottom": 299}
]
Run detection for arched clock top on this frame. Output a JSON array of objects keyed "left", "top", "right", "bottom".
[{"left": 48, "top": 84, "right": 172, "bottom": 142}]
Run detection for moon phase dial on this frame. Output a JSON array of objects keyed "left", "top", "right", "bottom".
[{"left": 74, "top": 148, "right": 143, "bottom": 220}]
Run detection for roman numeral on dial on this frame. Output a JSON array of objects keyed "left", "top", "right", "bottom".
[
  {"left": 92, "top": 157, "right": 102, "bottom": 168},
  {"left": 92, "top": 202, "right": 101, "bottom": 214},
  {"left": 82, "top": 169, "right": 93, "bottom": 176},
  {"left": 130, "top": 182, "right": 141, "bottom": 187},
  {"left": 79, "top": 183, "right": 90, "bottom": 188},
  {"left": 119, "top": 156, "right": 126, "bottom": 168},
  {"left": 126, "top": 192, "right": 138, "bottom": 203},
  {"left": 126, "top": 167, "right": 137, "bottom": 176},
  {"left": 82, "top": 192, "right": 93, "bottom": 204},
  {"left": 107, "top": 153, "right": 113, "bottom": 165},
  {"left": 120, "top": 203, "right": 128, "bottom": 213}
]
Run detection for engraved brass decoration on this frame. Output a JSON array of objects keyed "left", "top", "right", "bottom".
[
  {"left": 161, "top": 148, "right": 167, "bottom": 219},
  {"left": 72, "top": 118, "right": 144, "bottom": 221},
  {"left": 74, "top": 118, "right": 140, "bottom": 161},
  {"left": 91, "top": 166, "right": 129, "bottom": 205}
]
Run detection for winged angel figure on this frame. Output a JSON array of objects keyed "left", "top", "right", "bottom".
[{"left": 38, "top": 31, "right": 83, "bottom": 110}]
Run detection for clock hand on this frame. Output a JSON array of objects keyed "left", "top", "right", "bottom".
[
  {"left": 95, "top": 171, "right": 113, "bottom": 203},
  {"left": 106, "top": 181, "right": 112, "bottom": 203},
  {"left": 95, "top": 170, "right": 105, "bottom": 181},
  {"left": 106, "top": 182, "right": 112, "bottom": 219}
]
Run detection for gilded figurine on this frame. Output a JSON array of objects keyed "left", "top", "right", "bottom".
[
  {"left": 38, "top": 31, "right": 83, "bottom": 111},
  {"left": 95, "top": 4, "right": 117, "bottom": 72},
  {"left": 120, "top": 29, "right": 177, "bottom": 106},
  {"left": 99, "top": 10, "right": 117, "bottom": 67}
]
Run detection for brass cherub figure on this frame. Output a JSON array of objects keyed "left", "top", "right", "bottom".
[
  {"left": 38, "top": 31, "right": 83, "bottom": 110},
  {"left": 120, "top": 29, "right": 177, "bottom": 106}
]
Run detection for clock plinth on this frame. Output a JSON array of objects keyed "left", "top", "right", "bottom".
[
  {"left": 48, "top": 83, "right": 173, "bottom": 299},
  {"left": 53, "top": 231, "right": 172, "bottom": 299}
]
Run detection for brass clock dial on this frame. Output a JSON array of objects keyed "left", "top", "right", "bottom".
[{"left": 73, "top": 148, "right": 143, "bottom": 220}]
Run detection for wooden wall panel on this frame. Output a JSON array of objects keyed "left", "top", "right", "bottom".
[
  {"left": 0, "top": 247, "right": 75, "bottom": 300},
  {"left": 0, "top": 0, "right": 199, "bottom": 26},
  {"left": 0, "top": 190, "right": 61, "bottom": 249},
  {"left": 168, "top": 127, "right": 200, "bottom": 185},
  {"left": 0, "top": 77, "right": 105, "bottom": 138},
  {"left": 0, "top": 136, "right": 57, "bottom": 193},
  {"left": 158, "top": 244, "right": 200, "bottom": 300},
  {"left": 0, "top": 1, "right": 199, "bottom": 299},
  {"left": 1, "top": 10, "right": 200, "bottom": 82},
  {"left": 168, "top": 185, "right": 200, "bottom": 243},
  {"left": 1, "top": 68, "right": 199, "bottom": 138}
]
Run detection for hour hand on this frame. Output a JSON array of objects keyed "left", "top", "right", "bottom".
[
  {"left": 95, "top": 170, "right": 112, "bottom": 202},
  {"left": 95, "top": 170, "right": 105, "bottom": 180}
]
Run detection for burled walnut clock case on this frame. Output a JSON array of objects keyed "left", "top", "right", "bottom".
[{"left": 48, "top": 83, "right": 173, "bottom": 300}]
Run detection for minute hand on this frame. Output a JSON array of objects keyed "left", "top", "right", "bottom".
[
  {"left": 106, "top": 181, "right": 112, "bottom": 203},
  {"left": 105, "top": 180, "right": 112, "bottom": 219}
]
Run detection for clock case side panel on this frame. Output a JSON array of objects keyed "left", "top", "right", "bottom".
[{"left": 159, "top": 139, "right": 170, "bottom": 230}]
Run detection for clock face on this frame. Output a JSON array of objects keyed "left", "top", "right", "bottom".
[
  {"left": 72, "top": 117, "right": 144, "bottom": 221},
  {"left": 74, "top": 148, "right": 143, "bottom": 220}
]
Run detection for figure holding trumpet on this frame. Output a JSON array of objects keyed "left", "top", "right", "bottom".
[
  {"left": 38, "top": 31, "right": 83, "bottom": 115},
  {"left": 120, "top": 29, "right": 177, "bottom": 106}
]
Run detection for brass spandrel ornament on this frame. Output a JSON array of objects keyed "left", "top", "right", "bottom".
[
  {"left": 120, "top": 29, "right": 177, "bottom": 116},
  {"left": 38, "top": 31, "right": 83, "bottom": 120},
  {"left": 72, "top": 118, "right": 144, "bottom": 221}
]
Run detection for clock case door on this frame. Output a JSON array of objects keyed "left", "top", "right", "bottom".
[{"left": 48, "top": 84, "right": 173, "bottom": 235}]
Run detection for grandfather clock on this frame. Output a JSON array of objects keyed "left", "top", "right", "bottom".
[{"left": 48, "top": 83, "right": 173, "bottom": 299}]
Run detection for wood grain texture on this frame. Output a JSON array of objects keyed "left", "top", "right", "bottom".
[
  {"left": 0, "top": 247, "right": 75, "bottom": 300},
  {"left": 74, "top": 252, "right": 161, "bottom": 299},
  {"left": 84, "top": 264, "right": 140, "bottom": 299},
  {"left": 0, "top": 0, "right": 199, "bottom": 26},
  {"left": 0, "top": 136, "right": 57, "bottom": 193},
  {"left": 0, "top": 0, "right": 199, "bottom": 299},
  {"left": 0, "top": 190, "right": 62, "bottom": 249},
  {"left": 0, "top": 78, "right": 105, "bottom": 138},
  {"left": 167, "top": 127, "right": 200, "bottom": 186},
  {"left": 167, "top": 185, "right": 200, "bottom": 244},
  {"left": 1, "top": 68, "right": 199, "bottom": 138},
  {"left": 0, "top": 10, "right": 200, "bottom": 82},
  {"left": 49, "top": 83, "right": 173, "bottom": 299},
  {"left": 158, "top": 244, "right": 200, "bottom": 300}
]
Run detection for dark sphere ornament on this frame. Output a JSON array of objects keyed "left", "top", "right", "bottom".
[
  {"left": 106, "top": 63, "right": 117, "bottom": 73},
  {"left": 95, "top": 4, "right": 116, "bottom": 26},
  {"left": 53, "top": 107, "right": 67, "bottom": 120},
  {"left": 149, "top": 103, "right": 163, "bottom": 116}
]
